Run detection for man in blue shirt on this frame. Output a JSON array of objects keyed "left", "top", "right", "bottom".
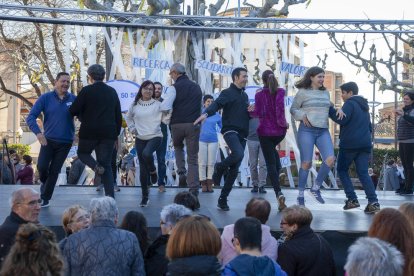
[{"left": 26, "top": 72, "right": 75, "bottom": 207}]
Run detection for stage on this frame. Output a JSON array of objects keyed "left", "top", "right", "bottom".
[{"left": 0, "top": 184, "right": 411, "bottom": 274}]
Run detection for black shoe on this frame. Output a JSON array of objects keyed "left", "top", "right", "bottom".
[
  {"left": 395, "top": 189, "right": 401, "bottom": 194},
  {"left": 258, "top": 186, "right": 267, "bottom": 194},
  {"left": 217, "top": 197, "right": 229, "bottom": 211},
  {"left": 212, "top": 163, "right": 225, "bottom": 187},
  {"left": 364, "top": 202, "right": 380, "bottom": 214},
  {"left": 399, "top": 190, "right": 414, "bottom": 195},
  {"left": 140, "top": 197, "right": 149, "bottom": 207},
  {"left": 150, "top": 171, "right": 158, "bottom": 185},
  {"left": 96, "top": 184, "right": 103, "bottom": 191},
  {"left": 250, "top": 186, "right": 258, "bottom": 193},
  {"left": 40, "top": 199, "right": 50, "bottom": 208},
  {"left": 343, "top": 199, "right": 360, "bottom": 210},
  {"left": 178, "top": 174, "right": 187, "bottom": 187}
]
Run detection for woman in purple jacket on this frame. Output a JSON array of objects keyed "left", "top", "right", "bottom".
[
  {"left": 250, "top": 70, "right": 288, "bottom": 211},
  {"left": 16, "top": 155, "right": 34, "bottom": 184}
]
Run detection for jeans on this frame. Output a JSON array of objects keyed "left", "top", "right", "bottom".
[
  {"left": 399, "top": 143, "right": 414, "bottom": 192},
  {"left": 258, "top": 135, "right": 285, "bottom": 193},
  {"left": 155, "top": 123, "right": 168, "bottom": 186},
  {"left": 136, "top": 137, "right": 162, "bottom": 198},
  {"left": 199, "top": 141, "right": 218, "bottom": 181},
  {"left": 38, "top": 139, "right": 71, "bottom": 200},
  {"left": 170, "top": 123, "right": 200, "bottom": 191},
  {"left": 297, "top": 123, "right": 334, "bottom": 190},
  {"left": 220, "top": 131, "right": 247, "bottom": 198},
  {"left": 78, "top": 139, "right": 115, "bottom": 198},
  {"left": 337, "top": 148, "right": 378, "bottom": 203},
  {"left": 247, "top": 140, "right": 267, "bottom": 187}
]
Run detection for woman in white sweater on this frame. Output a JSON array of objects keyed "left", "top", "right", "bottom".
[
  {"left": 290, "top": 66, "right": 335, "bottom": 206},
  {"left": 126, "top": 80, "right": 164, "bottom": 207}
]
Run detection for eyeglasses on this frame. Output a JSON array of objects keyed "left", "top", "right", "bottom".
[
  {"left": 142, "top": 87, "right": 154, "bottom": 92},
  {"left": 18, "top": 198, "right": 41, "bottom": 207}
]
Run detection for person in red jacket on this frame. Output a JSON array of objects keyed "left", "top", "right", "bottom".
[{"left": 16, "top": 155, "right": 34, "bottom": 185}]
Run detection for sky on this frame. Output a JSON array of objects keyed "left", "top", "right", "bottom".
[{"left": 204, "top": 0, "right": 414, "bottom": 107}]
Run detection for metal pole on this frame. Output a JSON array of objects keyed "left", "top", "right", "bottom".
[
  {"left": 394, "top": 36, "right": 398, "bottom": 150},
  {"left": 237, "top": 0, "right": 241, "bottom": 17},
  {"left": 372, "top": 77, "right": 376, "bottom": 149}
]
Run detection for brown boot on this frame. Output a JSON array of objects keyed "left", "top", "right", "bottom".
[
  {"left": 206, "top": 179, "right": 214, "bottom": 193},
  {"left": 201, "top": 180, "right": 208, "bottom": 192}
]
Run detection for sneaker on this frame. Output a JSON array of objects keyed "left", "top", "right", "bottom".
[
  {"left": 158, "top": 185, "right": 166, "bottom": 193},
  {"left": 217, "top": 197, "right": 230, "bottom": 211},
  {"left": 212, "top": 163, "right": 226, "bottom": 187},
  {"left": 40, "top": 199, "right": 50, "bottom": 208},
  {"left": 364, "top": 202, "right": 380, "bottom": 214},
  {"left": 277, "top": 193, "right": 287, "bottom": 211},
  {"left": 140, "top": 197, "right": 149, "bottom": 207},
  {"left": 150, "top": 171, "right": 158, "bottom": 184},
  {"left": 297, "top": 197, "right": 305, "bottom": 206},
  {"left": 259, "top": 186, "right": 267, "bottom": 194},
  {"left": 343, "top": 199, "right": 360, "bottom": 210},
  {"left": 308, "top": 188, "right": 325, "bottom": 204},
  {"left": 96, "top": 184, "right": 103, "bottom": 191},
  {"left": 178, "top": 174, "right": 187, "bottom": 187},
  {"left": 250, "top": 186, "right": 258, "bottom": 193}
]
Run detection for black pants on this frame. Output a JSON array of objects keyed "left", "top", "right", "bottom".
[
  {"left": 38, "top": 139, "right": 72, "bottom": 200},
  {"left": 78, "top": 139, "right": 115, "bottom": 198},
  {"left": 136, "top": 137, "right": 162, "bottom": 198},
  {"left": 258, "top": 135, "right": 285, "bottom": 194},
  {"left": 399, "top": 143, "right": 414, "bottom": 192}
]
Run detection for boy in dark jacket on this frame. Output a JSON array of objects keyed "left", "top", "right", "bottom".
[
  {"left": 222, "top": 217, "right": 286, "bottom": 276},
  {"left": 329, "top": 82, "right": 380, "bottom": 214}
]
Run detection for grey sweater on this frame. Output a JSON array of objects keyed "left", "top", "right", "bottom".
[{"left": 290, "top": 89, "right": 331, "bottom": 129}]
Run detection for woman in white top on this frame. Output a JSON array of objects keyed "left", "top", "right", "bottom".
[
  {"left": 126, "top": 80, "right": 164, "bottom": 207},
  {"left": 290, "top": 66, "right": 335, "bottom": 206}
]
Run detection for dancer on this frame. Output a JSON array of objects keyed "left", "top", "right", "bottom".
[
  {"left": 194, "top": 67, "right": 250, "bottom": 211},
  {"left": 69, "top": 64, "right": 122, "bottom": 199},
  {"left": 329, "top": 81, "right": 380, "bottom": 213},
  {"left": 249, "top": 70, "right": 288, "bottom": 211},
  {"left": 26, "top": 72, "right": 75, "bottom": 207},
  {"left": 126, "top": 80, "right": 165, "bottom": 207},
  {"left": 199, "top": 95, "right": 222, "bottom": 193},
  {"left": 154, "top": 81, "right": 168, "bottom": 192},
  {"left": 290, "top": 66, "right": 335, "bottom": 205}
]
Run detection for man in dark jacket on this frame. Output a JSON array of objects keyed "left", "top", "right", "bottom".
[
  {"left": 329, "top": 81, "right": 380, "bottom": 214},
  {"left": 0, "top": 188, "right": 41, "bottom": 267},
  {"left": 69, "top": 64, "right": 122, "bottom": 198},
  {"left": 161, "top": 63, "right": 202, "bottom": 205},
  {"left": 63, "top": 196, "right": 144, "bottom": 276},
  {"left": 194, "top": 67, "right": 251, "bottom": 211},
  {"left": 222, "top": 217, "right": 287, "bottom": 276}
]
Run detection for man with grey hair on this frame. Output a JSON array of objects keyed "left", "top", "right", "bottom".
[
  {"left": 0, "top": 187, "right": 41, "bottom": 267},
  {"left": 144, "top": 203, "right": 192, "bottom": 275},
  {"left": 344, "top": 237, "right": 404, "bottom": 276},
  {"left": 63, "top": 196, "right": 145, "bottom": 275},
  {"left": 70, "top": 64, "right": 122, "bottom": 198},
  {"left": 161, "top": 63, "right": 202, "bottom": 207}
]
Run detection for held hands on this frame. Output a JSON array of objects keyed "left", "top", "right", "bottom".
[
  {"left": 247, "top": 104, "right": 255, "bottom": 112},
  {"left": 336, "top": 108, "right": 346, "bottom": 120},
  {"left": 194, "top": 113, "right": 208, "bottom": 125},
  {"left": 302, "top": 115, "right": 312, "bottom": 127},
  {"left": 36, "top": 133, "right": 47, "bottom": 146}
]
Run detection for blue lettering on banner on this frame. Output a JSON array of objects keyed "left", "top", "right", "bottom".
[
  {"left": 280, "top": 156, "right": 291, "bottom": 168},
  {"left": 131, "top": 57, "right": 172, "bottom": 70},
  {"left": 195, "top": 59, "right": 235, "bottom": 76},
  {"left": 284, "top": 96, "right": 294, "bottom": 108},
  {"left": 280, "top": 61, "right": 308, "bottom": 76}
]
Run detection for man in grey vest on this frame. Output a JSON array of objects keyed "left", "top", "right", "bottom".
[{"left": 161, "top": 63, "right": 202, "bottom": 207}]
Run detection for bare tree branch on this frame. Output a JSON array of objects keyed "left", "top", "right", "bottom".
[{"left": 0, "top": 76, "right": 33, "bottom": 107}]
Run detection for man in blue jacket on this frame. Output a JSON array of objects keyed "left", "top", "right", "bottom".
[
  {"left": 26, "top": 72, "right": 75, "bottom": 207},
  {"left": 329, "top": 82, "right": 380, "bottom": 214}
]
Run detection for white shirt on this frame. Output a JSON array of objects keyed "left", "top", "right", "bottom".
[
  {"left": 160, "top": 86, "right": 176, "bottom": 111},
  {"left": 125, "top": 99, "right": 163, "bottom": 140}
]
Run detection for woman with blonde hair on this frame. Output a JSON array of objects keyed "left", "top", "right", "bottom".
[
  {"left": 0, "top": 223, "right": 63, "bottom": 276},
  {"left": 399, "top": 202, "right": 414, "bottom": 231},
  {"left": 166, "top": 215, "right": 222, "bottom": 275},
  {"left": 59, "top": 204, "right": 90, "bottom": 251}
]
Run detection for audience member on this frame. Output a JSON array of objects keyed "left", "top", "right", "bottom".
[
  {"left": 399, "top": 202, "right": 414, "bottom": 232},
  {"left": 199, "top": 94, "right": 222, "bottom": 193},
  {"left": 67, "top": 156, "right": 86, "bottom": 185},
  {"left": 0, "top": 187, "right": 40, "bottom": 266},
  {"left": 344, "top": 237, "right": 404, "bottom": 276},
  {"left": 174, "top": 191, "right": 198, "bottom": 211},
  {"left": 0, "top": 223, "right": 63, "bottom": 276},
  {"left": 277, "top": 205, "right": 336, "bottom": 276},
  {"left": 144, "top": 204, "right": 192, "bottom": 276},
  {"left": 63, "top": 196, "right": 145, "bottom": 275},
  {"left": 368, "top": 208, "right": 414, "bottom": 276},
  {"left": 220, "top": 198, "right": 278, "bottom": 265},
  {"left": 120, "top": 211, "right": 150, "bottom": 255},
  {"left": 59, "top": 205, "right": 90, "bottom": 251},
  {"left": 0, "top": 153, "right": 13, "bottom": 184},
  {"left": 368, "top": 168, "right": 378, "bottom": 190},
  {"left": 166, "top": 215, "right": 222, "bottom": 275},
  {"left": 16, "top": 155, "right": 34, "bottom": 185},
  {"left": 222, "top": 217, "right": 287, "bottom": 276},
  {"left": 383, "top": 160, "right": 400, "bottom": 191}
]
